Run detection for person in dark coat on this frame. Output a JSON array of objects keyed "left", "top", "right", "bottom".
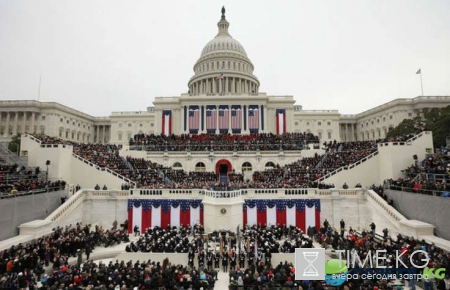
[
  {"left": 222, "top": 252, "right": 228, "bottom": 272},
  {"left": 214, "top": 251, "right": 220, "bottom": 270},
  {"left": 77, "top": 249, "right": 83, "bottom": 267}
]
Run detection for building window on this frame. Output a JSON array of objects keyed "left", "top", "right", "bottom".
[
  {"left": 195, "top": 162, "right": 206, "bottom": 172},
  {"left": 306, "top": 122, "right": 310, "bottom": 126},
  {"left": 118, "top": 133, "right": 122, "bottom": 141},
  {"left": 41, "top": 116, "right": 46, "bottom": 121},
  {"left": 119, "top": 123, "right": 122, "bottom": 128},
  {"left": 139, "top": 123, "right": 143, "bottom": 127},
  {"left": 328, "top": 132, "right": 332, "bottom": 139},
  {"left": 73, "top": 122, "right": 75, "bottom": 126},
  {"left": 127, "top": 133, "right": 131, "bottom": 140},
  {"left": 327, "top": 122, "right": 331, "bottom": 126},
  {"left": 295, "top": 122, "right": 298, "bottom": 126},
  {"left": 128, "top": 123, "right": 132, "bottom": 127},
  {"left": 242, "top": 162, "right": 252, "bottom": 172},
  {"left": 377, "top": 119, "right": 379, "bottom": 123},
  {"left": 66, "top": 120, "right": 69, "bottom": 124},
  {"left": 265, "top": 162, "right": 275, "bottom": 168},
  {"left": 72, "top": 132, "right": 75, "bottom": 139},
  {"left": 173, "top": 162, "right": 183, "bottom": 169},
  {"left": 408, "top": 112, "right": 412, "bottom": 117},
  {"left": 65, "top": 131, "right": 69, "bottom": 138},
  {"left": 390, "top": 115, "right": 393, "bottom": 119},
  {"left": 318, "top": 122, "right": 322, "bottom": 126},
  {"left": 383, "top": 117, "right": 386, "bottom": 121},
  {"left": 151, "top": 123, "right": 154, "bottom": 127},
  {"left": 318, "top": 132, "right": 322, "bottom": 139},
  {"left": 60, "top": 118, "right": 63, "bottom": 122}
]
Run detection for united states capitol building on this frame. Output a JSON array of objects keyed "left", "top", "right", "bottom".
[
  {"left": 0, "top": 9, "right": 449, "bottom": 280},
  {"left": 0, "top": 8, "right": 448, "bottom": 145}
]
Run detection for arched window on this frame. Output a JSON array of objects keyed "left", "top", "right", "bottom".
[
  {"left": 195, "top": 162, "right": 206, "bottom": 172},
  {"left": 265, "top": 162, "right": 275, "bottom": 169},
  {"left": 242, "top": 162, "right": 252, "bottom": 172},
  {"left": 173, "top": 162, "right": 183, "bottom": 169}
]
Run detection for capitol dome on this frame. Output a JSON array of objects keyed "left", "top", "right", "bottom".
[
  {"left": 188, "top": 7, "right": 260, "bottom": 95},
  {"left": 200, "top": 34, "right": 248, "bottom": 57}
]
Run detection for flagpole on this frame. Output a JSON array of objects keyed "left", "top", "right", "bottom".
[
  {"left": 420, "top": 71, "right": 424, "bottom": 96},
  {"left": 37, "top": 75, "right": 41, "bottom": 101}
]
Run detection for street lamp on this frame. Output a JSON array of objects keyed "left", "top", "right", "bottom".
[{"left": 45, "top": 160, "right": 51, "bottom": 184}]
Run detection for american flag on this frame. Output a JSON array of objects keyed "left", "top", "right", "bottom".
[
  {"left": 189, "top": 108, "right": 200, "bottom": 131},
  {"left": 248, "top": 107, "right": 259, "bottom": 130},
  {"left": 206, "top": 107, "right": 217, "bottom": 132},
  {"left": 219, "top": 107, "right": 229, "bottom": 131},
  {"left": 231, "top": 108, "right": 242, "bottom": 130}
]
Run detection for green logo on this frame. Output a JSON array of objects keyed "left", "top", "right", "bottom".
[
  {"left": 423, "top": 267, "right": 446, "bottom": 279},
  {"left": 325, "top": 259, "right": 348, "bottom": 286}
]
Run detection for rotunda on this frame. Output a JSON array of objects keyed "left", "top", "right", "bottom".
[{"left": 188, "top": 7, "right": 260, "bottom": 95}]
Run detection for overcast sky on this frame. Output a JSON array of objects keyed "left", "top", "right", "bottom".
[{"left": 1, "top": 0, "right": 449, "bottom": 117}]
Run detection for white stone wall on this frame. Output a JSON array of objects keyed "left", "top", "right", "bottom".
[
  {"left": 82, "top": 198, "right": 127, "bottom": 227},
  {"left": 292, "top": 111, "right": 341, "bottom": 141},
  {"left": 110, "top": 112, "right": 156, "bottom": 144},
  {"left": 377, "top": 131, "right": 433, "bottom": 182},
  {"left": 119, "top": 149, "right": 326, "bottom": 174},
  {"left": 321, "top": 153, "right": 380, "bottom": 188}
]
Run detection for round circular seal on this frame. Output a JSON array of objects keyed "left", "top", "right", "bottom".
[{"left": 220, "top": 208, "right": 227, "bottom": 215}]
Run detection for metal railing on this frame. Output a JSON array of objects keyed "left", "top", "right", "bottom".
[
  {"left": 388, "top": 185, "right": 448, "bottom": 197},
  {"left": 72, "top": 153, "right": 136, "bottom": 187},
  {"left": 0, "top": 184, "right": 66, "bottom": 199}
]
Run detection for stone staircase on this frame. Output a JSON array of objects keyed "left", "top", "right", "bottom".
[{"left": 0, "top": 141, "right": 28, "bottom": 167}]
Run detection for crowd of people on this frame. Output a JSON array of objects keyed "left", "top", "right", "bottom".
[
  {"left": 0, "top": 163, "right": 66, "bottom": 196},
  {"left": 387, "top": 177, "right": 450, "bottom": 196},
  {"left": 386, "top": 152, "right": 450, "bottom": 196},
  {"left": 129, "top": 132, "right": 320, "bottom": 152},
  {"left": 126, "top": 225, "right": 196, "bottom": 253},
  {"left": 2, "top": 217, "right": 449, "bottom": 290},
  {"left": 29, "top": 133, "right": 382, "bottom": 190},
  {"left": 323, "top": 221, "right": 450, "bottom": 290},
  {"left": 0, "top": 222, "right": 130, "bottom": 289}
]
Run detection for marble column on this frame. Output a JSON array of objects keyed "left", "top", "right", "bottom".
[
  {"left": 21, "top": 112, "right": 26, "bottom": 134},
  {"left": 13, "top": 112, "right": 18, "bottom": 135},
  {"left": 4, "top": 112, "right": 10, "bottom": 137},
  {"left": 228, "top": 108, "right": 231, "bottom": 134},
  {"left": 351, "top": 124, "right": 355, "bottom": 141},
  {"left": 242, "top": 107, "right": 246, "bottom": 133},
  {"left": 102, "top": 126, "right": 106, "bottom": 143},
  {"left": 186, "top": 110, "right": 190, "bottom": 134},
  {"left": 215, "top": 107, "right": 219, "bottom": 134},
  {"left": 96, "top": 126, "right": 100, "bottom": 143},
  {"left": 31, "top": 113, "right": 35, "bottom": 134}
]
